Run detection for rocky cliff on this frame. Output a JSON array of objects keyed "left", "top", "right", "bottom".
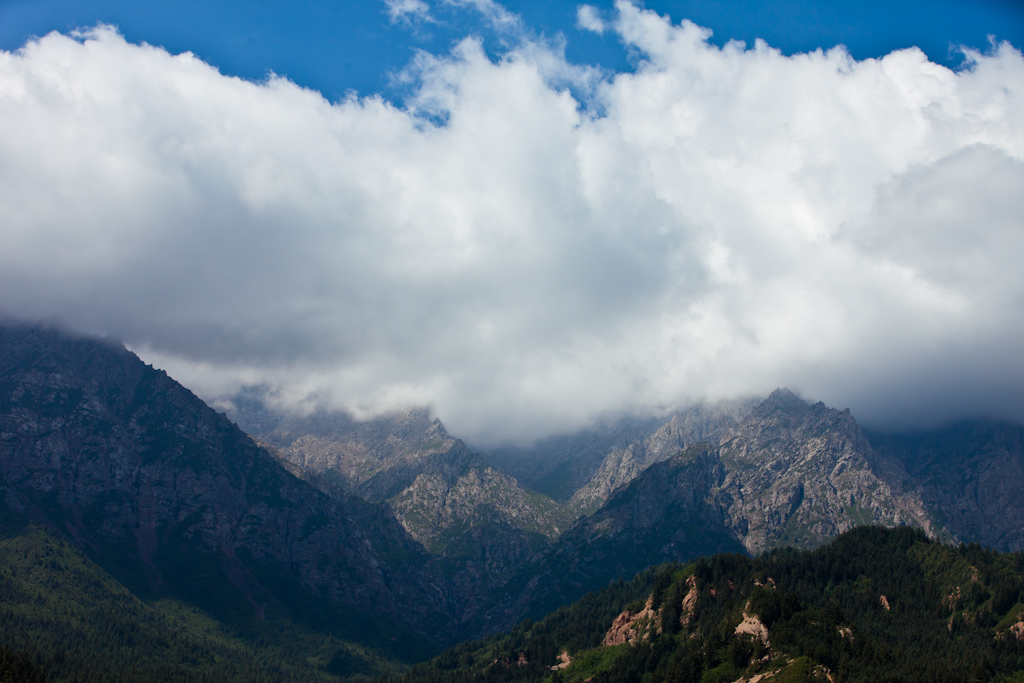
[
  {"left": 567, "top": 399, "right": 756, "bottom": 515},
  {"left": 228, "top": 394, "right": 574, "bottom": 626},
  {"left": 229, "top": 393, "right": 456, "bottom": 497},
  {"left": 714, "top": 388, "right": 935, "bottom": 554}
]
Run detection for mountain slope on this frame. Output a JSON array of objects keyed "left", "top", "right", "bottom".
[
  {"left": 567, "top": 400, "right": 755, "bottom": 515},
  {"left": 0, "top": 324, "right": 456, "bottom": 651},
  {"left": 229, "top": 394, "right": 456, "bottom": 498},
  {"left": 390, "top": 442, "right": 572, "bottom": 556},
  {"left": 385, "top": 442, "right": 575, "bottom": 628},
  {"left": 0, "top": 519, "right": 408, "bottom": 682},
  {"left": 479, "top": 416, "right": 666, "bottom": 502},
  {"left": 474, "top": 391, "right": 942, "bottom": 633},
  {"left": 397, "top": 527, "right": 1024, "bottom": 683},
  {"left": 229, "top": 394, "right": 575, "bottom": 625},
  {"left": 485, "top": 445, "right": 747, "bottom": 632},
  {"left": 868, "top": 420, "right": 1024, "bottom": 551}
]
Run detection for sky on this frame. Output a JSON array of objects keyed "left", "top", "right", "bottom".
[{"left": 1, "top": 0, "right": 1023, "bottom": 444}]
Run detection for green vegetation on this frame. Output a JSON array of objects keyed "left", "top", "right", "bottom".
[
  {"left": 0, "top": 643, "right": 45, "bottom": 682},
  {"left": 558, "top": 645, "right": 630, "bottom": 683},
  {"left": 394, "top": 526, "right": 1024, "bottom": 683},
  {"left": 4, "top": 513, "right": 1024, "bottom": 682},
  {"left": 0, "top": 521, "right": 410, "bottom": 682}
]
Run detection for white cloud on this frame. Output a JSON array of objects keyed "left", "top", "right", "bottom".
[
  {"left": 1, "top": 5, "right": 1023, "bottom": 444},
  {"left": 577, "top": 5, "right": 606, "bottom": 35},
  {"left": 444, "top": 0, "right": 523, "bottom": 33},
  {"left": 385, "top": 0, "right": 433, "bottom": 24}
]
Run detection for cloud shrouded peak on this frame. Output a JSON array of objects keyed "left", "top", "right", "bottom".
[{"left": 1, "top": 5, "right": 1022, "bottom": 444}]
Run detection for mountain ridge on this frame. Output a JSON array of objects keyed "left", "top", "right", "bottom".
[
  {"left": 0, "top": 323, "right": 458, "bottom": 648},
  {"left": 4, "top": 321, "right": 1024, "bottom": 678}
]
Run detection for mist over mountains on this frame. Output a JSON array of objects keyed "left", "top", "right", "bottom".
[
  {"left": 3, "top": 321, "right": 1024, "bottom": 680},
  {"left": 2, "top": 5, "right": 1023, "bottom": 443}
]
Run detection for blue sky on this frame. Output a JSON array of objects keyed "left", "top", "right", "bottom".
[
  {"left": 2, "top": 0, "right": 1021, "bottom": 102},
  {"left": 1, "top": 0, "right": 1023, "bottom": 442}
]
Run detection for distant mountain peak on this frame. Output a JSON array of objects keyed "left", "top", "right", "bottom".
[{"left": 755, "top": 387, "right": 807, "bottom": 416}]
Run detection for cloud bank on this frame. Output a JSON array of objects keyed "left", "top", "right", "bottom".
[{"left": 1, "top": 3, "right": 1023, "bottom": 443}]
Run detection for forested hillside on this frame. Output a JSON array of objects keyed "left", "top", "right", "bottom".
[
  {"left": 398, "top": 527, "right": 1024, "bottom": 683},
  {"left": 0, "top": 519, "right": 411, "bottom": 682}
]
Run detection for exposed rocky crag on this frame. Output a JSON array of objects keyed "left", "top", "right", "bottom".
[
  {"left": 228, "top": 393, "right": 456, "bottom": 498},
  {"left": 601, "top": 595, "right": 662, "bottom": 646},
  {"left": 0, "top": 324, "right": 456, "bottom": 644},
  {"left": 568, "top": 399, "right": 756, "bottom": 515},
  {"left": 713, "top": 389, "right": 935, "bottom": 554},
  {"left": 228, "top": 393, "right": 574, "bottom": 626}
]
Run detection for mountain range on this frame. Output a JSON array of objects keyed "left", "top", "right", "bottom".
[{"left": 2, "top": 321, "right": 1024, "bottom": 679}]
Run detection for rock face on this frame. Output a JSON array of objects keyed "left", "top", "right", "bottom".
[
  {"left": 228, "top": 394, "right": 574, "bottom": 627},
  {"left": 387, "top": 442, "right": 574, "bottom": 624},
  {"left": 735, "top": 611, "right": 770, "bottom": 645},
  {"left": 567, "top": 400, "right": 756, "bottom": 516},
  {"left": 679, "top": 576, "right": 699, "bottom": 626},
  {"left": 229, "top": 393, "right": 456, "bottom": 498},
  {"left": 550, "top": 651, "right": 572, "bottom": 671},
  {"left": 0, "top": 324, "right": 456, "bottom": 643},
  {"left": 713, "top": 389, "right": 933, "bottom": 554},
  {"left": 602, "top": 596, "right": 662, "bottom": 646}
]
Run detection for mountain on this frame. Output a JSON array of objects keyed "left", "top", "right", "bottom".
[
  {"left": 867, "top": 420, "right": 1024, "bottom": 551},
  {"left": 479, "top": 416, "right": 666, "bottom": 502},
  {"left": 6, "top": 320, "right": 1024, "bottom": 680},
  {"left": 226, "top": 393, "right": 575, "bottom": 630},
  {"left": 486, "top": 445, "right": 748, "bottom": 630},
  {"left": 397, "top": 526, "right": 1024, "bottom": 683},
  {"left": 474, "top": 390, "right": 951, "bottom": 632},
  {"left": 0, "top": 520, "right": 408, "bottom": 682},
  {"left": 0, "top": 323, "right": 459, "bottom": 674},
  {"left": 711, "top": 388, "right": 935, "bottom": 553},
  {"left": 229, "top": 393, "right": 457, "bottom": 499},
  {"left": 566, "top": 399, "right": 756, "bottom": 516}
]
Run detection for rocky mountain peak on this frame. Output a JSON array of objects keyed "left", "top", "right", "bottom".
[{"left": 753, "top": 387, "right": 808, "bottom": 418}]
